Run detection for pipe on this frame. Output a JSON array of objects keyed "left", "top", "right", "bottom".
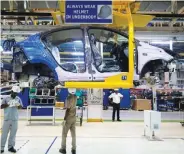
[
  {"left": 136, "top": 13, "right": 184, "bottom": 18},
  {"left": 1, "top": 11, "right": 51, "bottom": 17}
]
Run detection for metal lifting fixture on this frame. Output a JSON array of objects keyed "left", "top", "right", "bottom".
[{"left": 62, "top": 1, "right": 135, "bottom": 89}]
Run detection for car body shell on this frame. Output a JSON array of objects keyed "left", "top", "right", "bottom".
[{"left": 12, "top": 26, "right": 174, "bottom": 83}]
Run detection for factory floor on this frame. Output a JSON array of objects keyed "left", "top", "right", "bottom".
[
  {"left": 0, "top": 120, "right": 184, "bottom": 154},
  {"left": 1, "top": 108, "right": 184, "bottom": 154}
]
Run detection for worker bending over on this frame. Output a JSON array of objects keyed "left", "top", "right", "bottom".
[
  {"left": 1, "top": 86, "right": 23, "bottom": 153},
  {"left": 59, "top": 88, "right": 77, "bottom": 154}
]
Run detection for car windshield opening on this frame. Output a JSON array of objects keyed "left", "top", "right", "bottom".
[
  {"left": 88, "top": 28, "right": 129, "bottom": 73},
  {"left": 42, "top": 29, "right": 86, "bottom": 73}
]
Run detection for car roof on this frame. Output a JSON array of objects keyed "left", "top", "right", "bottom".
[{"left": 41, "top": 25, "right": 128, "bottom": 38}]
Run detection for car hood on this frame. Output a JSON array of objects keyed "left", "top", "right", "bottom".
[{"left": 144, "top": 42, "right": 179, "bottom": 58}]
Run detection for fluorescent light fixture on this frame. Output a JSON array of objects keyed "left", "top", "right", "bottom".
[
  {"left": 172, "top": 40, "right": 184, "bottom": 43},
  {"left": 74, "top": 40, "right": 82, "bottom": 43},
  {"left": 71, "top": 52, "right": 84, "bottom": 55},
  {"left": 170, "top": 40, "right": 173, "bottom": 50},
  {"left": 74, "top": 61, "right": 84, "bottom": 64},
  {"left": 60, "top": 52, "right": 84, "bottom": 56},
  {"left": 60, "top": 61, "right": 84, "bottom": 64}
]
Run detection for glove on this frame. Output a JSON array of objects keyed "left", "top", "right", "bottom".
[
  {"left": 8, "top": 100, "right": 16, "bottom": 107},
  {"left": 8, "top": 101, "right": 20, "bottom": 107},
  {"left": 62, "top": 120, "right": 66, "bottom": 126},
  {"left": 15, "top": 102, "right": 21, "bottom": 107}
]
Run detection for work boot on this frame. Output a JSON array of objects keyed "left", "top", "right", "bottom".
[
  {"left": 72, "top": 149, "right": 76, "bottom": 154},
  {"left": 8, "top": 147, "right": 16, "bottom": 153},
  {"left": 117, "top": 119, "right": 122, "bottom": 122},
  {"left": 1, "top": 150, "right": 4, "bottom": 153},
  {"left": 59, "top": 148, "right": 66, "bottom": 154}
]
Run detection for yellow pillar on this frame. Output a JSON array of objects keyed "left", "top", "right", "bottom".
[
  {"left": 126, "top": 3, "right": 134, "bottom": 82},
  {"left": 58, "top": 0, "right": 65, "bottom": 14}
]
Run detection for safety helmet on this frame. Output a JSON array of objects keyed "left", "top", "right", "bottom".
[
  {"left": 12, "top": 86, "right": 21, "bottom": 93},
  {"left": 114, "top": 89, "right": 119, "bottom": 91},
  {"left": 68, "top": 88, "right": 76, "bottom": 95},
  {"left": 98, "top": 5, "right": 112, "bottom": 19}
]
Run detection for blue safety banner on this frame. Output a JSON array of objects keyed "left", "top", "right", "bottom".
[{"left": 65, "top": 0, "right": 112, "bottom": 24}]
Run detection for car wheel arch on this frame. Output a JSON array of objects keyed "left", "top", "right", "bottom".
[{"left": 140, "top": 59, "right": 165, "bottom": 78}]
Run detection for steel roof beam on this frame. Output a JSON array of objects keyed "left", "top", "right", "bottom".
[
  {"left": 1, "top": 11, "right": 51, "bottom": 17},
  {"left": 135, "top": 13, "right": 184, "bottom": 18},
  {"left": 178, "top": 6, "right": 184, "bottom": 14},
  {"left": 1, "top": 25, "right": 184, "bottom": 32}
]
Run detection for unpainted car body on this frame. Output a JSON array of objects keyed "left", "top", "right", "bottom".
[{"left": 12, "top": 26, "right": 175, "bottom": 85}]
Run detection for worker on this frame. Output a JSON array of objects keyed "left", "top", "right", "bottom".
[
  {"left": 109, "top": 89, "right": 123, "bottom": 122},
  {"left": 1, "top": 86, "right": 23, "bottom": 153},
  {"left": 59, "top": 88, "right": 77, "bottom": 154}
]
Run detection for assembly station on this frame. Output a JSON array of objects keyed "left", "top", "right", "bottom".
[{"left": 1, "top": 0, "right": 184, "bottom": 154}]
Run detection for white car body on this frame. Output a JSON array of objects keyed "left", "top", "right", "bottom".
[
  {"left": 137, "top": 42, "right": 173, "bottom": 74},
  {"left": 56, "top": 42, "right": 174, "bottom": 82},
  {"left": 11, "top": 27, "right": 175, "bottom": 85}
]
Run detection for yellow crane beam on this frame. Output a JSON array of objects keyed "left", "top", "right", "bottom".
[
  {"left": 64, "top": 2, "right": 135, "bottom": 89},
  {"left": 25, "top": 1, "right": 155, "bottom": 88},
  {"left": 112, "top": 0, "right": 140, "bottom": 13},
  {"left": 51, "top": 0, "right": 154, "bottom": 88},
  {"left": 58, "top": 0, "right": 65, "bottom": 14}
]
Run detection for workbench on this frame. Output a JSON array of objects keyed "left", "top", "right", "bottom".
[{"left": 27, "top": 105, "right": 56, "bottom": 125}]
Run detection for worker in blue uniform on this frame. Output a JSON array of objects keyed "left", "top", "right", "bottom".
[
  {"left": 1, "top": 86, "right": 23, "bottom": 153},
  {"left": 59, "top": 88, "right": 77, "bottom": 154}
]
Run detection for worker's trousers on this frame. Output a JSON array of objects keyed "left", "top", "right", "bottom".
[
  {"left": 112, "top": 103, "right": 120, "bottom": 121},
  {"left": 61, "top": 118, "right": 76, "bottom": 150},
  {"left": 1, "top": 120, "right": 18, "bottom": 150}
]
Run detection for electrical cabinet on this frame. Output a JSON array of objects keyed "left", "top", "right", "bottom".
[{"left": 144, "top": 110, "right": 161, "bottom": 139}]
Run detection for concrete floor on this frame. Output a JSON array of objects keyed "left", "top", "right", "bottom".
[
  {"left": 0, "top": 121, "right": 184, "bottom": 154},
  {"left": 1, "top": 109, "right": 184, "bottom": 154}
]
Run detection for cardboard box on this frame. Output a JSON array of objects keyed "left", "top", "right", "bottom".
[
  {"left": 55, "top": 102, "right": 64, "bottom": 108},
  {"left": 132, "top": 99, "right": 151, "bottom": 111}
]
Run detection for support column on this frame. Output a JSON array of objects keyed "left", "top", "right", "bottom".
[
  {"left": 152, "top": 86, "right": 157, "bottom": 111},
  {"left": 87, "top": 89, "right": 103, "bottom": 122}
]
